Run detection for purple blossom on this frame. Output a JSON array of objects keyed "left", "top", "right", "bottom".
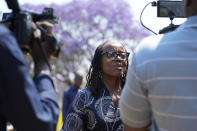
[{"left": 22, "top": 0, "right": 150, "bottom": 88}]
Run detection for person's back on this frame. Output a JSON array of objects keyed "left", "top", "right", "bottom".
[
  {"left": 131, "top": 22, "right": 197, "bottom": 130},
  {"left": 119, "top": 0, "right": 197, "bottom": 130},
  {"left": 0, "top": 23, "right": 59, "bottom": 131},
  {"left": 62, "top": 74, "right": 82, "bottom": 122},
  {"left": 62, "top": 85, "right": 78, "bottom": 121}
]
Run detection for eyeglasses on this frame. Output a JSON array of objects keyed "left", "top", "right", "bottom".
[{"left": 102, "top": 51, "right": 130, "bottom": 60}]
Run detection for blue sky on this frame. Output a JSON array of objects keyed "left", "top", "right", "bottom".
[{"left": 0, "top": 0, "right": 186, "bottom": 35}]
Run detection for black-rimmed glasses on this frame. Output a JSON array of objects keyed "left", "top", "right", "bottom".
[{"left": 102, "top": 51, "right": 130, "bottom": 60}]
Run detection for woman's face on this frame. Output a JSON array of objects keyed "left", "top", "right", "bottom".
[{"left": 101, "top": 41, "right": 129, "bottom": 77}]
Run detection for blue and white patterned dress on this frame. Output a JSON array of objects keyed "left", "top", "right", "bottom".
[{"left": 61, "top": 86, "right": 125, "bottom": 131}]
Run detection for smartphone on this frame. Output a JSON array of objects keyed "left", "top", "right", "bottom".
[{"left": 157, "top": 0, "right": 185, "bottom": 18}]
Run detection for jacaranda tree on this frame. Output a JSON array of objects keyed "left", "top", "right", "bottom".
[{"left": 22, "top": 0, "right": 149, "bottom": 94}]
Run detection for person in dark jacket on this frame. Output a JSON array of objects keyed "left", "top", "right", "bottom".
[
  {"left": 62, "top": 73, "right": 83, "bottom": 122},
  {"left": 0, "top": 21, "right": 59, "bottom": 131}
]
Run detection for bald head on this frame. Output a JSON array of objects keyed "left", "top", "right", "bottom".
[{"left": 183, "top": 0, "right": 197, "bottom": 17}]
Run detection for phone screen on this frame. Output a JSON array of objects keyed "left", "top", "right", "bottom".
[{"left": 157, "top": 1, "right": 185, "bottom": 18}]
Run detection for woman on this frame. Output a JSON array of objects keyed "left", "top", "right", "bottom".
[{"left": 61, "top": 40, "right": 130, "bottom": 131}]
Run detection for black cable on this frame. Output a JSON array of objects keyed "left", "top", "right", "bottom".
[{"left": 140, "top": 1, "right": 157, "bottom": 35}]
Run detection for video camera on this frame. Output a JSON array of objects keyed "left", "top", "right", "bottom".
[
  {"left": 140, "top": 0, "right": 186, "bottom": 35},
  {"left": 1, "top": 0, "right": 60, "bottom": 57},
  {"left": 157, "top": 0, "right": 185, "bottom": 34}
]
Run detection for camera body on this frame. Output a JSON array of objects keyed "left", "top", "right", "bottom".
[
  {"left": 1, "top": 0, "right": 60, "bottom": 56},
  {"left": 156, "top": 0, "right": 186, "bottom": 34},
  {"left": 157, "top": 0, "right": 185, "bottom": 18}
]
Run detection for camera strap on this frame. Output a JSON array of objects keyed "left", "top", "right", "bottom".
[{"left": 36, "top": 38, "right": 52, "bottom": 71}]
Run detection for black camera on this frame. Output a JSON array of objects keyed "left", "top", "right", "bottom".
[{"left": 1, "top": 0, "right": 60, "bottom": 57}]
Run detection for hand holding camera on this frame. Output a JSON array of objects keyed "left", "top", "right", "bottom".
[
  {"left": 1, "top": 0, "right": 60, "bottom": 74},
  {"left": 31, "top": 21, "right": 55, "bottom": 74}
]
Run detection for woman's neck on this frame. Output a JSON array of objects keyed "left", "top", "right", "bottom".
[
  {"left": 102, "top": 75, "right": 121, "bottom": 93},
  {"left": 102, "top": 74, "right": 122, "bottom": 108}
]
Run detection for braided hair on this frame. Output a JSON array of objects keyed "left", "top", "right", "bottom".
[{"left": 86, "top": 40, "right": 129, "bottom": 97}]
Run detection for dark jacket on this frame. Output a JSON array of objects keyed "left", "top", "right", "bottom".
[
  {"left": 0, "top": 24, "right": 59, "bottom": 131},
  {"left": 62, "top": 85, "right": 79, "bottom": 122}
]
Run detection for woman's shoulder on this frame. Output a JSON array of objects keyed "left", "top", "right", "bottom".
[
  {"left": 72, "top": 87, "right": 94, "bottom": 112},
  {"left": 79, "top": 86, "right": 92, "bottom": 95},
  {"left": 74, "top": 87, "right": 93, "bottom": 103}
]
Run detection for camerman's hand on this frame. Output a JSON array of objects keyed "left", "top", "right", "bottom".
[
  {"left": 36, "top": 21, "right": 54, "bottom": 35},
  {"left": 31, "top": 21, "right": 55, "bottom": 75}
]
